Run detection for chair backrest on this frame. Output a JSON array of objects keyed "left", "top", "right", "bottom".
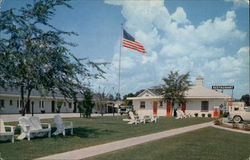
[
  {"left": 0, "top": 119, "right": 6, "bottom": 133},
  {"left": 54, "top": 115, "right": 65, "bottom": 129},
  {"left": 180, "top": 110, "right": 185, "bottom": 115},
  {"left": 137, "top": 111, "right": 144, "bottom": 119},
  {"left": 30, "top": 116, "right": 42, "bottom": 130},
  {"left": 129, "top": 112, "right": 135, "bottom": 120},
  {"left": 176, "top": 110, "right": 182, "bottom": 117},
  {"left": 19, "top": 117, "right": 31, "bottom": 132}
]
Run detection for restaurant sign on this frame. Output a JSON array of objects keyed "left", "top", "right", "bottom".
[{"left": 212, "top": 86, "right": 234, "bottom": 89}]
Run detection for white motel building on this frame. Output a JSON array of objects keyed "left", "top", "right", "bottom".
[
  {"left": 0, "top": 87, "right": 114, "bottom": 114},
  {"left": 127, "top": 77, "right": 232, "bottom": 117},
  {"left": 0, "top": 87, "right": 81, "bottom": 114}
]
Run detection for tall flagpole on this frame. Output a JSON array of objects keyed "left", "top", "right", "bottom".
[{"left": 118, "top": 23, "right": 123, "bottom": 101}]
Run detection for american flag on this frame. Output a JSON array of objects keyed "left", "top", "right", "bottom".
[{"left": 122, "top": 29, "right": 147, "bottom": 54}]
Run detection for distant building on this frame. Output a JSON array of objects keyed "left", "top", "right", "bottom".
[
  {"left": 0, "top": 87, "right": 116, "bottom": 114},
  {"left": 127, "top": 77, "right": 232, "bottom": 117},
  {"left": 0, "top": 87, "right": 80, "bottom": 114}
]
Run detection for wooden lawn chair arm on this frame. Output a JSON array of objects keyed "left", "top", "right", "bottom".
[{"left": 18, "top": 124, "right": 30, "bottom": 131}]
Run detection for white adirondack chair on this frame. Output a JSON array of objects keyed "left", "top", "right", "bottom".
[
  {"left": 180, "top": 110, "right": 192, "bottom": 118},
  {"left": 128, "top": 112, "right": 140, "bottom": 124},
  {"left": 53, "top": 115, "right": 73, "bottom": 136},
  {"left": 176, "top": 110, "right": 189, "bottom": 119},
  {"left": 0, "top": 119, "right": 16, "bottom": 143},
  {"left": 176, "top": 110, "right": 183, "bottom": 119},
  {"left": 17, "top": 117, "right": 51, "bottom": 140},
  {"left": 149, "top": 113, "right": 159, "bottom": 123},
  {"left": 137, "top": 112, "right": 146, "bottom": 123}
]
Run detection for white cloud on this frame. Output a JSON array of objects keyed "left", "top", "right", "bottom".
[
  {"left": 102, "top": 0, "right": 248, "bottom": 98},
  {"left": 171, "top": 7, "right": 190, "bottom": 24},
  {"left": 225, "top": 0, "right": 249, "bottom": 8}
]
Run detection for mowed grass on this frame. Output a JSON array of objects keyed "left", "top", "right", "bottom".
[
  {"left": 0, "top": 116, "right": 212, "bottom": 160},
  {"left": 90, "top": 127, "right": 250, "bottom": 160}
]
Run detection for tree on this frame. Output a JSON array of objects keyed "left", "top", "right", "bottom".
[
  {"left": 240, "top": 94, "right": 250, "bottom": 106},
  {"left": 157, "top": 71, "right": 190, "bottom": 116},
  {"left": 78, "top": 89, "right": 94, "bottom": 118},
  {"left": 0, "top": 0, "right": 105, "bottom": 116},
  {"left": 115, "top": 93, "right": 121, "bottom": 101},
  {"left": 123, "top": 93, "right": 136, "bottom": 106}
]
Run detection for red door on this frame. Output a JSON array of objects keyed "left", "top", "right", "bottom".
[
  {"left": 181, "top": 103, "right": 186, "bottom": 113},
  {"left": 166, "top": 102, "right": 171, "bottom": 116},
  {"left": 153, "top": 101, "right": 158, "bottom": 115},
  {"left": 213, "top": 107, "right": 219, "bottom": 118}
]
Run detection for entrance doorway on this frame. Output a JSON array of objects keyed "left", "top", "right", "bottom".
[
  {"left": 153, "top": 101, "right": 158, "bottom": 115},
  {"left": 166, "top": 102, "right": 171, "bottom": 116},
  {"left": 181, "top": 103, "right": 186, "bottom": 113}
]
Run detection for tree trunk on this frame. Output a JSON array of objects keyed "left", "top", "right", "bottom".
[
  {"left": 25, "top": 88, "right": 32, "bottom": 115},
  {"left": 21, "top": 85, "right": 25, "bottom": 116}
]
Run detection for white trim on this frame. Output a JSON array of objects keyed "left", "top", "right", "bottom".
[{"left": 137, "top": 89, "right": 157, "bottom": 97}]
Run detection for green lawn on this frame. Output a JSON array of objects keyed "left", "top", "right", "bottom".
[
  {"left": 90, "top": 127, "right": 250, "bottom": 160},
  {"left": 0, "top": 116, "right": 212, "bottom": 160}
]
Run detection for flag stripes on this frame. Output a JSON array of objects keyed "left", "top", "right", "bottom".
[
  {"left": 122, "top": 40, "right": 146, "bottom": 53},
  {"left": 122, "top": 29, "right": 147, "bottom": 54}
]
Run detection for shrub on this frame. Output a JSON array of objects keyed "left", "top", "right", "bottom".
[
  {"left": 214, "top": 119, "right": 222, "bottom": 125},
  {"left": 194, "top": 113, "right": 198, "bottom": 117},
  {"left": 208, "top": 113, "right": 212, "bottom": 118},
  {"left": 232, "top": 122, "right": 239, "bottom": 129},
  {"left": 202, "top": 113, "right": 206, "bottom": 117},
  {"left": 243, "top": 123, "right": 250, "bottom": 131}
]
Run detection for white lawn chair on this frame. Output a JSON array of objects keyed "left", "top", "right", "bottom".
[
  {"left": 176, "top": 110, "right": 184, "bottom": 119},
  {"left": 128, "top": 112, "right": 140, "bottom": 124},
  {"left": 149, "top": 113, "right": 159, "bottom": 123},
  {"left": 0, "top": 119, "right": 16, "bottom": 143},
  {"left": 17, "top": 117, "right": 51, "bottom": 140},
  {"left": 137, "top": 112, "right": 146, "bottom": 123},
  {"left": 180, "top": 110, "right": 191, "bottom": 118},
  {"left": 53, "top": 115, "right": 73, "bottom": 136}
]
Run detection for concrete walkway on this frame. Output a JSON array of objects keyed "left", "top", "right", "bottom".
[
  {"left": 0, "top": 113, "right": 119, "bottom": 122},
  {"left": 36, "top": 122, "right": 213, "bottom": 160}
]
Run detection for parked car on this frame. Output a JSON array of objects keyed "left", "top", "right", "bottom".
[
  {"left": 118, "top": 105, "right": 127, "bottom": 115},
  {"left": 228, "top": 107, "right": 250, "bottom": 123},
  {"left": 118, "top": 105, "right": 133, "bottom": 115}
]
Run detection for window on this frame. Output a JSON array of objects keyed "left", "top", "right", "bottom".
[
  {"left": 10, "top": 100, "right": 13, "bottom": 106},
  {"left": 68, "top": 102, "right": 72, "bottom": 108},
  {"left": 39, "top": 101, "right": 44, "bottom": 108},
  {"left": 140, "top": 101, "right": 145, "bottom": 109},
  {"left": 201, "top": 101, "right": 209, "bottom": 111},
  {"left": 0, "top": 100, "right": 4, "bottom": 108}
]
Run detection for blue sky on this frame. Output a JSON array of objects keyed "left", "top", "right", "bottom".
[{"left": 2, "top": 0, "right": 249, "bottom": 98}]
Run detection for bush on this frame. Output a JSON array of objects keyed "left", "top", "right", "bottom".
[
  {"left": 243, "top": 123, "right": 250, "bottom": 131},
  {"left": 232, "top": 122, "right": 239, "bottom": 129},
  {"left": 208, "top": 113, "right": 212, "bottom": 118},
  {"left": 194, "top": 113, "right": 198, "bottom": 117},
  {"left": 202, "top": 113, "right": 205, "bottom": 117},
  {"left": 214, "top": 119, "right": 222, "bottom": 125}
]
